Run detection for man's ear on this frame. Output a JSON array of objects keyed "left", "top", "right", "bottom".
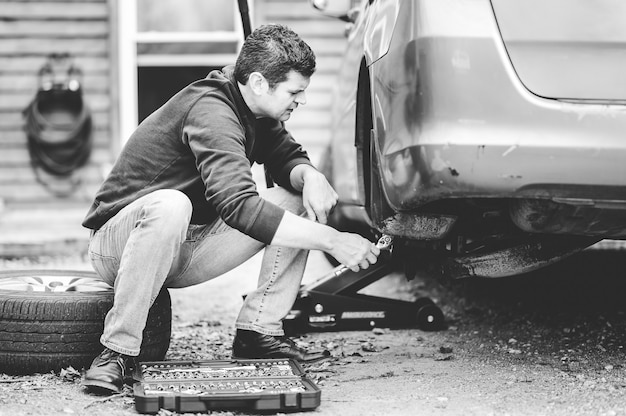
[{"left": 248, "top": 72, "right": 268, "bottom": 95}]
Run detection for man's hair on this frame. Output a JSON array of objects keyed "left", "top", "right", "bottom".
[{"left": 234, "top": 24, "right": 316, "bottom": 89}]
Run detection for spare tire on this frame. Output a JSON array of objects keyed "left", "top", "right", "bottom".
[{"left": 0, "top": 269, "right": 171, "bottom": 375}]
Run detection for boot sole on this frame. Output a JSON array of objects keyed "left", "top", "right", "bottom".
[
  {"left": 232, "top": 351, "right": 331, "bottom": 364},
  {"left": 81, "top": 379, "right": 122, "bottom": 395}
]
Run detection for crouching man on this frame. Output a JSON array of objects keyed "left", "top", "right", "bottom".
[{"left": 80, "top": 24, "right": 379, "bottom": 394}]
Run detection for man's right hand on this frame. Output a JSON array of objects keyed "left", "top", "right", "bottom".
[
  {"left": 270, "top": 211, "right": 381, "bottom": 269},
  {"left": 327, "top": 232, "right": 380, "bottom": 272}
]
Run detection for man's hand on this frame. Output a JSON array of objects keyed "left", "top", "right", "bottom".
[
  {"left": 328, "top": 232, "right": 380, "bottom": 272},
  {"left": 271, "top": 206, "right": 380, "bottom": 272},
  {"left": 291, "top": 164, "right": 338, "bottom": 224},
  {"left": 302, "top": 170, "right": 337, "bottom": 224}
]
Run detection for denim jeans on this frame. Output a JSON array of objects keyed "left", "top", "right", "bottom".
[{"left": 88, "top": 188, "right": 308, "bottom": 356}]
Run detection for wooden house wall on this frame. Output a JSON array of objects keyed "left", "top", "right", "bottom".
[
  {"left": 0, "top": 0, "right": 347, "bottom": 205},
  {"left": 0, "top": 0, "right": 114, "bottom": 204}
]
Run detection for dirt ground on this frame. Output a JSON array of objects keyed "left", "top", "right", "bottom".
[{"left": 2, "top": 247, "right": 626, "bottom": 416}]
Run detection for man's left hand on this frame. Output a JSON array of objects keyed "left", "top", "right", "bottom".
[{"left": 301, "top": 169, "right": 338, "bottom": 224}]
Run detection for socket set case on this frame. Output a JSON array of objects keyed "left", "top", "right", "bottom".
[{"left": 132, "top": 358, "right": 321, "bottom": 414}]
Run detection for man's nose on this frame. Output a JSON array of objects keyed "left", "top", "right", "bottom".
[{"left": 295, "top": 91, "right": 307, "bottom": 105}]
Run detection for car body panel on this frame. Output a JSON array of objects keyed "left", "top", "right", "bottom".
[
  {"left": 491, "top": 0, "right": 626, "bottom": 100},
  {"left": 363, "top": 0, "right": 400, "bottom": 65}
]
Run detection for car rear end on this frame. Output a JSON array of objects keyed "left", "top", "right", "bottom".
[{"left": 373, "top": 0, "right": 626, "bottom": 239}]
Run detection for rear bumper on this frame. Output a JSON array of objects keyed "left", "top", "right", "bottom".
[{"left": 381, "top": 139, "right": 626, "bottom": 210}]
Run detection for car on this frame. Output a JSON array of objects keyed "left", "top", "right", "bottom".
[{"left": 311, "top": 0, "right": 626, "bottom": 279}]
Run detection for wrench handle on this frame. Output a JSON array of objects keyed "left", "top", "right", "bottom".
[{"left": 316, "top": 234, "right": 393, "bottom": 282}]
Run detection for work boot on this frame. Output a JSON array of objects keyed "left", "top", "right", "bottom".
[
  {"left": 82, "top": 348, "right": 136, "bottom": 394},
  {"left": 232, "top": 329, "right": 330, "bottom": 363}
]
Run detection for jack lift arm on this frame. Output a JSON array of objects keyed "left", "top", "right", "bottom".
[{"left": 283, "top": 235, "right": 445, "bottom": 335}]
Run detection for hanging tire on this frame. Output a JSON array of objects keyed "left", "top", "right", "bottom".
[{"left": 0, "top": 269, "right": 171, "bottom": 375}]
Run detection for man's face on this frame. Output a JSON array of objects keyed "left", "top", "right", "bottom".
[{"left": 259, "top": 70, "right": 310, "bottom": 121}]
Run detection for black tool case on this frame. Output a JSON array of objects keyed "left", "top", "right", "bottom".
[{"left": 132, "top": 358, "right": 321, "bottom": 414}]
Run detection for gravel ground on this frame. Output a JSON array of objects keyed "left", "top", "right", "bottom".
[{"left": 1, "top": 248, "right": 626, "bottom": 416}]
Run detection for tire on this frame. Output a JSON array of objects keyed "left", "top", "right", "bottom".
[{"left": 0, "top": 269, "right": 171, "bottom": 375}]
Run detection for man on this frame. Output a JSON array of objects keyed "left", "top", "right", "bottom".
[{"left": 80, "top": 24, "right": 380, "bottom": 394}]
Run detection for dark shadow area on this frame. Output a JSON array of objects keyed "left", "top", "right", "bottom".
[
  {"left": 138, "top": 66, "right": 219, "bottom": 123},
  {"left": 457, "top": 248, "right": 626, "bottom": 316},
  {"left": 440, "top": 248, "right": 626, "bottom": 359}
]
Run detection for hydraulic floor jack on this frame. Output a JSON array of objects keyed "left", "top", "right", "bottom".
[{"left": 283, "top": 235, "right": 445, "bottom": 335}]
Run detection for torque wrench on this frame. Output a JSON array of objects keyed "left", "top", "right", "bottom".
[{"left": 304, "top": 234, "right": 393, "bottom": 288}]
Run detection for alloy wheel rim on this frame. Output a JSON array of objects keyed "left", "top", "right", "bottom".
[{"left": 0, "top": 274, "right": 111, "bottom": 292}]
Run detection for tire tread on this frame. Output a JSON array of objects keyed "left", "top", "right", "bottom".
[{"left": 0, "top": 272, "right": 171, "bottom": 375}]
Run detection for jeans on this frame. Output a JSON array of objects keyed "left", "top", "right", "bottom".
[{"left": 87, "top": 188, "right": 308, "bottom": 356}]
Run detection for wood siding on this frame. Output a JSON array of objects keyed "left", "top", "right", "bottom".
[
  {"left": 0, "top": 0, "right": 347, "bottom": 204},
  {"left": 0, "top": 0, "right": 114, "bottom": 203}
]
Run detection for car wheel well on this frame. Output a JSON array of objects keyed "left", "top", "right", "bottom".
[
  {"left": 355, "top": 60, "right": 373, "bottom": 209},
  {"left": 355, "top": 60, "right": 394, "bottom": 227}
]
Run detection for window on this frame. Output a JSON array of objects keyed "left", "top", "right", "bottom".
[
  {"left": 117, "top": 0, "right": 247, "bottom": 142},
  {"left": 136, "top": 0, "right": 240, "bottom": 67}
]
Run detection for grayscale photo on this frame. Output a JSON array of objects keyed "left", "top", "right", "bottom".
[{"left": 1, "top": 1, "right": 626, "bottom": 415}]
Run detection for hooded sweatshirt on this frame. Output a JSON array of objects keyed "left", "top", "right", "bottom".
[{"left": 82, "top": 66, "right": 312, "bottom": 244}]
